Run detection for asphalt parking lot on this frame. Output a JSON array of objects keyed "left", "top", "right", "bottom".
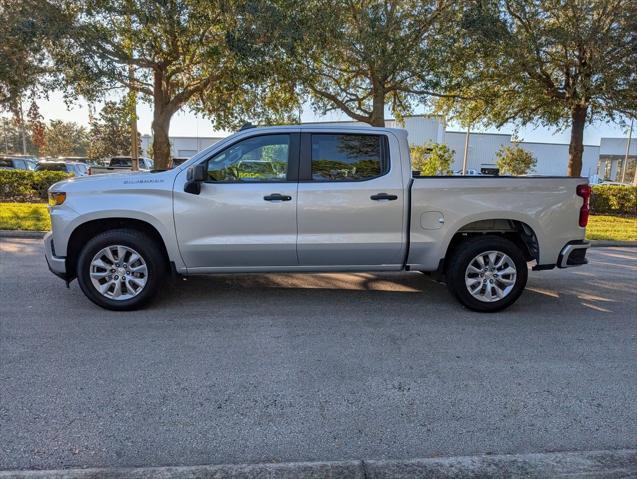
[{"left": 0, "top": 238, "right": 636, "bottom": 471}]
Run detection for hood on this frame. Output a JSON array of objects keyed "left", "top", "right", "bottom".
[{"left": 48, "top": 170, "right": 176, "bottom": 193}]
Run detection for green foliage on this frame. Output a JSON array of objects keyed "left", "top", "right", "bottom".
[
  {"left": 87, "top": 101, "right": 140, "bottom": 161},
  {"left": 234, "top": 0, "right": 457, "bottom": 126},
  {"left": 495, "top": 145, "right": 537, "bottom": 176},
  {"left": 436, "top": 0, "right": 637, "bottom": 176},
  {"left": 52, "top": 0, "right": 300, "bottom": 169},
  {"left": 41, "top": 120, "right": 88, "bottom": 157},
  {"left": 0, "top": 1, "right": 50, "bottom": 113},
  {"left": 410, "top": 143, "right": 454, "bottom": 176},
  {"left": 0, "top": 169, "right": 71, "bottom": 201},
  {"left": 591, "top": 185, "right": 637, "bottom": 216},
  {"left": 0, "top": 116, "right": 36, "bottom": 155}
]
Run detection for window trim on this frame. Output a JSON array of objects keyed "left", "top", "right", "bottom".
[
  {"left": 300, "top": 132, "right": 390, "bottom": 183},
  {"left": 200, "top": 132, "right": 300, "bottom": 184}
]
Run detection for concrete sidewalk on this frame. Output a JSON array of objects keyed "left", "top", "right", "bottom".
[{"left": 1, "top": 450, "right": 635, "bottom": 478}]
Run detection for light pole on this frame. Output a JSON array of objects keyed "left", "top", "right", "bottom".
[
  {"left": 620, "top": 119, "right": 633, "bottom": 184},
  {"left": 462, "top": 124, "right": 471, "bottom": 175}
]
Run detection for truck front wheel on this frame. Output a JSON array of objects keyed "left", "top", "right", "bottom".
[
  {"left": 76, "top": 229, "right": 166, "bottom": 311},
  {"left": 446, "top": 235, "right": 528, "bottom": 312}
]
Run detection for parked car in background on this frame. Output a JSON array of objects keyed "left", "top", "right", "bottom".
[
  {"left": 0, "top": 156, "right": 37, "bottom": 170},
  {"left": 58, "top": 156, "right": 89, "bottom": 164},
  {"left": 88, "top": 156, "right": 154, "bottom": 175},
  {"left": 44, "top": 125, "right": 591, "bottom": 313},
  {"left": 36, "top": 161, "right": 88, "bottom": 176}
]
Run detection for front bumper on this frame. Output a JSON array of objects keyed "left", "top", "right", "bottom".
[
  {"left": 44, "top": 232, "right": 68, "bottom": 280},
  {"left": 557, "top": 240, "right": 590, "bottom": 268}
]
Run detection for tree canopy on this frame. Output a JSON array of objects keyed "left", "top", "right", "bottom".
[
  {"left": 87, "top": 101, "right": 141, "bottom": 161},
  {"left": 235, "top": 0, "right": 457, "bottom": 126},
  {"left": 51, "top": 0, "right": 298, "bottom": 168},
  {"left": 40, "top": 120, "right": 88, "bottom": 157},
  {"left": 436, "top": 0, "right": 637, "bottom": 176}
]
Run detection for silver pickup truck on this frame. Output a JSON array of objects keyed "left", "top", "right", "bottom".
[{"left": 44, "top": 125, "right": 591, "bottom": 312}]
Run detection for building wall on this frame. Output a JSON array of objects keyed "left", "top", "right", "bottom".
[
  {"left": 141, "top": 135, "right": 223, "bottom": 159},
  {"left": 518, "top": 142, "right": 599, "bottom": 177},
  {"left": 598, "top": 137, "right": 636, "bottom": 181},
  {"left": 386, "top": 116, "right": 444, "bottom": 145},
  {"left": 444, "top": 131, "right": 511, "bottom": 171}
]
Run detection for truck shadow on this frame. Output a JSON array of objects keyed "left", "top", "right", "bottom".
[{"left": 148, "top": 269, "right": 628, "bottom": 318}]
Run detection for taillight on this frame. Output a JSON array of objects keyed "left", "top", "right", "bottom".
[{"left": 576, "top": 184, "right": 591, "bottom": 227}]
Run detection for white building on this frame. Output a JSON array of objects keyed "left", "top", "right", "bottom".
[
  {"left": 598, "top": 137, "right": 637, "bottom": 182},
  {"left": 140, "top": 135, "right": 224, "bottom": 159},
  {"left": 141, "top": 116, "right": 635, "bottom": 180}
]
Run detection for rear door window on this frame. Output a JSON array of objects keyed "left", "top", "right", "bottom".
[{"left": 310, "top": 134, "right": 387, "bottom": 181}]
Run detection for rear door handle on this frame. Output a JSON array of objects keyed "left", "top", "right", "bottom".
[
  {"left": 264, "top": 193, "right": 292, "bottom": 202},
  {"left": 370, "top": 193, "right": 398, "bottom": 201}
]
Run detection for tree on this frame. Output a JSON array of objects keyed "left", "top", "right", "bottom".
[
  {"left": 53, "top": 0, "right": 298, "bottom": 169},
  {"left": 0, "top": 116, "right": 35, "bottom": 154},
  {"left": 0, "top": 0, "right": 69, "bottom": 114},
  {"left": 437, "top": 0, "right": 637, "bottom": 176},
  {"left": 41, "top": 120, "right": 88, "bottom": 157},
  {"left": 234, "top": 0, "right": 456, "bottom": 127},
  {"left": 87, "top": 101, "right": 141, "bottom": 161},
  {"left": 27, "top": 101, "right": 46, "bottom": 154},
  {"left": 410, "top": 142, "right": 454, "bottom": 176},
  {"left": 495, "top": 144, "right": 537, "bottom": 176}
]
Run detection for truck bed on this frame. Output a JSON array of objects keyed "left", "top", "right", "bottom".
[{"left": 407, "top": 176, "right": 588, "bottom": 270}]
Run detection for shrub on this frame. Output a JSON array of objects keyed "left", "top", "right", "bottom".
[
  {"left": 591, "top": 185, "right": 637, "bottom": 216},
  {"left": 495, "top": 145, "right": 537, "bottom": 175},
  {"left": 411, "top": 143, "right": 454, "bottom": 176},
  {"left": 0, "top": 170, "right": 72, "bottom": 201}
]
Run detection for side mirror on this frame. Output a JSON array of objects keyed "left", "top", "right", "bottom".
[
  {"left": 187, "top": 164, "right": 206, "bottom": 182},
  {"left": 184, "top": 164, "right": 206, "bottom": 194}
]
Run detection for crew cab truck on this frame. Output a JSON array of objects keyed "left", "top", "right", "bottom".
[{"left": 44, "top": 125, "right": 591, "bottom": 312}]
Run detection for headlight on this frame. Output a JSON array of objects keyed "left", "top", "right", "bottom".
[{"left": 48, "top": 191, "right": 66, "bottom": 206}]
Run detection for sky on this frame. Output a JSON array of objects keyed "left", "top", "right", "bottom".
[{"left": 32, "top": 90, "right": 633, "bottom": 147}]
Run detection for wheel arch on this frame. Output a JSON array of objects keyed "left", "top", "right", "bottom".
[
  {"left": 65, "top": 218, "right": 172, "bottom": 280},
  {"left": 439, "top": 219, "right": 540, "bottom": 275}
]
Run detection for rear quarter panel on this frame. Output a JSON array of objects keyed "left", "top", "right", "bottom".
[{"left": 408, "top": 177, "right": 587, "bottom": 270}]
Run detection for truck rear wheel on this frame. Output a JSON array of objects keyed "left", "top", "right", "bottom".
[
  {"left": 76, "top": 229, "right": 166, "bottom": 311},
  {"left": 446, "top": 235, "right": 528, "bottom": 312}
]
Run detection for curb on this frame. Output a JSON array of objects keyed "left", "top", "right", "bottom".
[
  {"left": 590, "top": 240, "right": 637, "bottom": 247},
  {"left": 1, "top": 230, "right": 637, "bottom": 248},
  {"left": 0, "top": 449, "right": 635, "bottom": 479},
  {"left": 0, "top": 230, "right": 46, "bottom": 239}
]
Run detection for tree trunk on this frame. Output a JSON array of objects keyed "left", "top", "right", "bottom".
[
  {"left": 567, "top": 104, "right": 587, "bottom": 177},
  {"left": 151, "top": 109, "right": 171, "bottom": 170},
  {"left": 369, "top": 88, "right": 385, "bottom": 127},
  {"left": 151, "top": 69, "right": 173, "bottom": 170}
]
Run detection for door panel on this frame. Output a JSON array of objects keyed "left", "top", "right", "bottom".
[
  {"left": 173, "top": 132, "right": 299, "bottom": 269},
  {"left": 297, "top": 132, "right": 406, "bottom": 267}
]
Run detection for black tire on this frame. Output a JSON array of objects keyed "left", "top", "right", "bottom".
[
  {"left": 445, "top": 235, "right": 528, "bottom": 312},
  {"left": 76, "top": 229, "right": 166, "bottom": 311}
]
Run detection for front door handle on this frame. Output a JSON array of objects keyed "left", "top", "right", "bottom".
[
  {"left": 264, "top": 193, "right": 292, "bottom": 202},
  {"left": 370, "top": 193, "right": 398, "bottom": 201}
]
